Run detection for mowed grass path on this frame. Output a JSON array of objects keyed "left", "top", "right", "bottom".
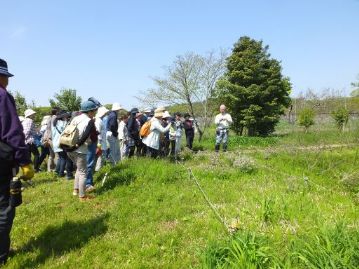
[{"left": 4, "top": 129, "right": 359, "bottom": 268}]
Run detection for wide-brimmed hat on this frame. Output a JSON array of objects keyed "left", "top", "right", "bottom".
[
  {"left": 162, "top": 111, "right": 171, "bottom": 119},
  {"left": 154, "top": 107, "right": 166, "bottom": 118},
  {"left": 0, "top": 59, "right": 14, "bottom": 77},
  {"left": 96, "top": 106, "right": 109, "bottom": 118},
  {"left": 112, "top": 103, "right": 122, "bottom": 111},
  {"left": 41, "top": 115, "right": 51, "bottom": 126},
  {"left": 81, "top": 100, "right": 98, "bottom": 112},
  {"left": 24, "top": 109, "right": 36, "bottom": 118}
]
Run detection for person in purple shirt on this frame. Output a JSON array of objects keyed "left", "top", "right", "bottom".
[{"left": 0, "top": 58, "right": 34, "bottom": 265}]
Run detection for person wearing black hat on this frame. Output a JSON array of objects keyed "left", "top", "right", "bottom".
[
  {"left": 0, "top": 59, "right": 34, "bottom": 265},
  {"left": 52, "top": 111, "right": 73, "bottom": 179},
  {"left": 183, "top": 113, "right": 195, "bottom": 149},
  {"left": 126, "top": 108, "right": 141, "bottom": 158}
]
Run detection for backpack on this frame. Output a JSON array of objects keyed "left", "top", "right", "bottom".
[
  {"left": 59, "top": 123, "right": 79, "bottom": 148},
  {"left": 139, "top": 121, "right": 152, "bottom": 138},
  {"left": 41, "top": 117, "right": 53, "bottom": 147}
]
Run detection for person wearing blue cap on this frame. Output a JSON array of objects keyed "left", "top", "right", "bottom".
[
  {"left": 0, "top": 58, "right": 34, "bottom": 265},
  {"left": 67, "top": 100, "right": 98, "bottom": 201},
  {"left": 84, "top": 98, "right": 101, "bottom": 192}
]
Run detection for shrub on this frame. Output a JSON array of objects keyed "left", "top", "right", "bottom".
[
  {"left": 331, "top": 107, "right": 349, "bottom": 132},
  {"left": 298, "top": 108, "right": 315, "bottom": 133}
]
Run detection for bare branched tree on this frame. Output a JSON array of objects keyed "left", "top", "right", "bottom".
[{"left": 136, "top": 50, "right": 227, "bottom": 141}]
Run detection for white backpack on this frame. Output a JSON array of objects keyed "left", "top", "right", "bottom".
[{"left": 59, "top": 123, "right": 79, "bottom": 148}]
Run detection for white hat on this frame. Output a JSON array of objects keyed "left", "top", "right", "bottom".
[
  {"left": 154, "top": 107, "right": 166, "bottom": 118},
  {"left": 41, "top": 115, "right": 51, "bottom": 126},
  {"left": 18, "top": 116, "right": 25, "bottom": 122},
  {"left": 24, "top": 109, "right": 36, "bottom": 118},
  {"left": 97, "top": 106, "right": 109, "bottom": 118},
  {"left": 112, "top": 103, "right": 122, "bottom": 111},
  {"left": 162, "top": 111, "right": 171, "bottom": 119}
]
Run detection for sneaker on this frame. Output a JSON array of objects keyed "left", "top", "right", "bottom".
[
  {"left": 72, "top": 189, "right": 79, "bottom": 196},
  {"left": 79, "top": 195, "right": 94, "bottom": 201},
  {"left": 85, "top": 185, "right": 96, "bottom": 193}
]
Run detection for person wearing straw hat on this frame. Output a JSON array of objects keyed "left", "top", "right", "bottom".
[
  {"left": 160, "top": 111, "right": 172, "bottom": 156},
  {"left": 142, "top": 107, "right": 172, "bottom": 158},
  {"left": 22, "top": 108, "right": 41, "bottom": 172},
  {"left": 95, "top": 106, "right": 109, "bottom": 171},
  {"left": 106, "top": 103, "right": 122, "bottom": 164},
  {"left": 0, "top": 58, "right": 34, "bottom": 265}
]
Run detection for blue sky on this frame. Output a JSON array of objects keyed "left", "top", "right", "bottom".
[{"left": 1, "top": 0, "right": 358, "bottom": 109}]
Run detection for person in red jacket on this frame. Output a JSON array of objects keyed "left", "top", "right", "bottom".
[{"left": 0, "top": 58, "right": 34, "bottom": 265}]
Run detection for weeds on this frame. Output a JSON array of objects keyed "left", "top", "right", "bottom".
[{"left": 203, "top": 224, "right": 359, "bottom": 269}]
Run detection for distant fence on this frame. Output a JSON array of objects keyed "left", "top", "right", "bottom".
[{"left": 283, "top": 112, "right": 359, "bottom": 124}]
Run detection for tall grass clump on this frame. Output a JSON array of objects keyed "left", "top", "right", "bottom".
[
  {"left": 202, "top": 231, "right": 281, "bottom": 269},
  {"left": 291, "top": 223, "right": 359, "bottom": 268},
  {"left": 202, "top": 223, "right": 359, "bottom": 268}
]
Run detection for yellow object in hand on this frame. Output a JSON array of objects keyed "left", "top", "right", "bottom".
[{"left": 20, "top": 164, "right": 35, "bottom": 180}]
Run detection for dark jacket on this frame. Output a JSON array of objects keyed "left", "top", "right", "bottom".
[
  {"left": 107, "top": 111, "right": 118, "bottom": 138},
  {"left": 183, "top": 120, "right": 195, "bottom": 137},
  {"left": 0, "top": 86, "right": 31, "bottom": 169},
  {"left": 127, "top": 115, "right": 140, "bottom": 141}
]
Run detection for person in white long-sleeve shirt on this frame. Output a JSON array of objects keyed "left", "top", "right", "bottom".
[
  {"left": 95, "top": 106, "right": 109, "bottom": 171},
  {"left": 118, "top": 114, "right": 129, "bottom": 159},
  {"left": 214, "top": 104, "right": 233, "bottom": 152},
  {"left": 142, "top": 107, "right": 171, "bottom": 158}
]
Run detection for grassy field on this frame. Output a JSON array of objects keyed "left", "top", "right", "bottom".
[{"left": 4, "top": 121, "right": 359, "bottom": 268}]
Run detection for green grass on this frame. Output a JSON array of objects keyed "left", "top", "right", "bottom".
[
  {"left": 4, "top": 123, "right": 359, "bottom": 268},
  {"left": 196, "top": 120, "right": 359, "bottom": 151}
]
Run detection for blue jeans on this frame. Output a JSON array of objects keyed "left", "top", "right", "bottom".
[
  {"left": 215, "top": 129, "right": 229, "bottom": 151},
  {"left": 107, "top": 135, "right": 120, "bottom": 165},
  {"left": 55, "top": 151, "right": 73, "bottom": 178},
  {"left": 86, "top": 143, "right": 97, "bottom": 187}
]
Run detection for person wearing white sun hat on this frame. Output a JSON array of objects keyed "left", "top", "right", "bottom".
[
  {"left": 95, "top": 106, "right": 109, "bottom": 171},
  {"left": 22, "top": 108, "right": 40, "bottom": 172}
]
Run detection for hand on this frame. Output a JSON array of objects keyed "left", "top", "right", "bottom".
[
  {"left": 20, "top": 164, "right": 35, "bottom": 180},
  {"left": 96, "top": 147, "right": 102, "bottom": 156}
]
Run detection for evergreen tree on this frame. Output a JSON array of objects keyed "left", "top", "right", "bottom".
[{"left": 217, "top": 36, "right": 291, "bottom": 136}]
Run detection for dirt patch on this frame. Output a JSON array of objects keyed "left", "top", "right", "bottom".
[{"left": 159, "top": 220, "right": 179, "bottom": 231}]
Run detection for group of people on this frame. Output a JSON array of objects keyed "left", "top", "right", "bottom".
[
  {"left": 0, "top": 58, "right": 233, "bottom": 265},
  {"left": 14, "top": 98, "right": 203, "bottom": 202}
]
